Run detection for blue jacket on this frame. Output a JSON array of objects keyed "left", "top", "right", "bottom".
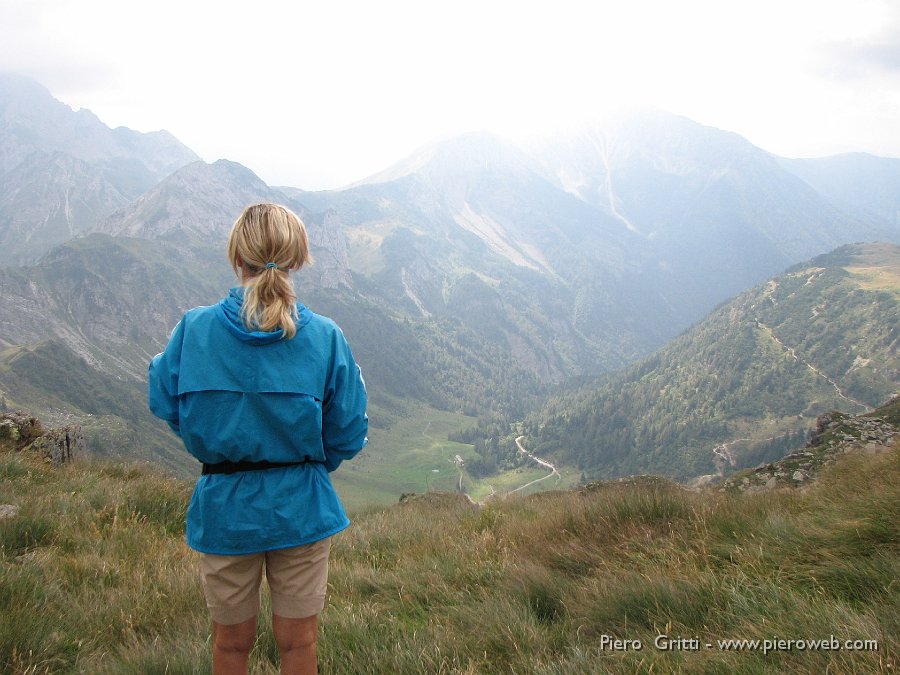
[{"left": 148, "top": 287, "right": 368, "bottom": 554}]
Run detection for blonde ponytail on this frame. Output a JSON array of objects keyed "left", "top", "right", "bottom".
[{"left": 226, "top": 203, "right": 312, "bottom": 339}]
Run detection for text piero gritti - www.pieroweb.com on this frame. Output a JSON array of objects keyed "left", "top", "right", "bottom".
[{"left": 599, "top": 634, "right": 879, "bottom": 655}]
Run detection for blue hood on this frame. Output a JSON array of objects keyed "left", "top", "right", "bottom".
[{"left": 214, "top": 286, "right": 312, "bottom": 344}]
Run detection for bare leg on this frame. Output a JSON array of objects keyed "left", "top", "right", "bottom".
[
  {"left": 273, "top": 613, "right": 318, "bottom": 675},
  {"left": 212, "top": 617, "right": 257, "bottom": 675}
]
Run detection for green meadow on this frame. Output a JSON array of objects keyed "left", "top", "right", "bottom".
[
  {"left": 332, "top": 400, "right": 573, "bottom": 511},
  {"left": 331, "top": 400, "right": 481, "bottom": 511}
]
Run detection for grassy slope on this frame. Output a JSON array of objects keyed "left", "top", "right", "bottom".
[
  {"left": 1, "top": 437, "right": 896, "bottom": 673},
  {"left": 0, "top": 340, "right": 194, "bottom": 475}
]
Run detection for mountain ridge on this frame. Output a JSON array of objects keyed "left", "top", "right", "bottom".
[
  {"left": 779, "top": 152, "right": 900, "bottom": 231},
  {"left": 0, "top": 73, "right": 200, "bottom": 263},
  {"left": 0, "top": 73, "right": 198, "bottom": 181}
]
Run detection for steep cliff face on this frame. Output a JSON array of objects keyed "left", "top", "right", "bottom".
[
  {"left": 312, "top": 210, "right": 352, "bottom": 289},
  {"left": 0, "top": 152, "right": 131, "bottom": 262}
]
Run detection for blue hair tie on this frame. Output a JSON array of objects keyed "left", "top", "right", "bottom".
[{"left": 264, "top": 262, "right": 278, "bottom": 270}]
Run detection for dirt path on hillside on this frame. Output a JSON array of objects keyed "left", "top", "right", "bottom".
[
  {"left": 712, "top": 442, "right": 739, "bottom": 476},
  {"left": 756, "top": 321, "right": 869, "bottom": 410},
  {"left": 454, "top": 435, "right": 558, "bottom": 505},
  {"left": 703, "top": 319, "right": 869, "bottom": 479}
]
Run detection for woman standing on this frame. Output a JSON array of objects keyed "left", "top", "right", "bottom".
[{"left": 149, "top": 203, "right": 368, "bottom": 674}]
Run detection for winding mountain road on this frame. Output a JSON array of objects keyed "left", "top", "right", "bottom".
[{"left": 507, "top": 435, "right": 560, "bottom": 495}]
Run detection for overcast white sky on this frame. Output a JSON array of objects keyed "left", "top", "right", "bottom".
[{"left": 2, "top": 0, "right": 899, "bottom": 189}]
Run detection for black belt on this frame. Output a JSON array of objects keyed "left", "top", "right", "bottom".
[{"left": 201, "top": 459, "right": 308, "bottom": 475}]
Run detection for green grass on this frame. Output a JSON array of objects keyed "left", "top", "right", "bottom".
[
  {"left": 1, "top": 439, "right": 897, "bottom": 673},
  {"left": 325, "top": 446, "right": 898, "bottom": 673},
  {"left": 0, "top": 453, "right": 205, "bottom": 674},
  {"left": 331, "top": 400, "right": 481, "bottom": 511},
  {"left": 332, "top": 399, "right": 574, "bottom": 511}
]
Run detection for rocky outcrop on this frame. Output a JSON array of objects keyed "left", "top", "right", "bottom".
[
  {"left": 0, "top": 410, "right": 43, "bottom": 450},
  {"left": 720, "top": 398, "right": 899, "bottom": 493},
  {"left": 23, "top": 425, "right": 83, "bottom": 465},
  {"left": 0, "top": 410, "right": 82, "bottom": 465},
  {"left": 310, "top": 210, "right": 352, "bottom": 289}
]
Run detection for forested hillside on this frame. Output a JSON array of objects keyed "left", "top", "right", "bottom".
[{"left": 515, "top": 243, "right": 900, "bottom": 481}]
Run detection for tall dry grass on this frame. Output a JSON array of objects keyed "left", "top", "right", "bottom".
[{"left": 1, "top": 443, "right": 896, "bottom": 673}]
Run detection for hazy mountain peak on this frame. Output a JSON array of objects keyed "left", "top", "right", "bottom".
[
  {"left": 0, "top": 73, "right": 198, "bottom": 179},
  {"left": 350, "top": 129, "right": 526, "bottom": 188},
  {"left": 167, "top": 158, "right": 269, "bottom": 189},
  {"left": 0, "top": 71, "right": 57, "bottom": 107}
]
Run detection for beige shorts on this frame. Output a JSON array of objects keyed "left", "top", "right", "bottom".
[{"left": 199, "top": 537, "right": 331, "bottom": 625}]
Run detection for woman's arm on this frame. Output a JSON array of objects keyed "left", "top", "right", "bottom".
[
  {"left": 321, "top": 329, "right": 368, "bottom": 472},
  {"left": 148, "top": 319, "right": 186, "bottom": 437}
]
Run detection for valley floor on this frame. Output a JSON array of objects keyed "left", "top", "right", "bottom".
[{"left": 332, "top": 401, "right": 578, "bottom": 512}]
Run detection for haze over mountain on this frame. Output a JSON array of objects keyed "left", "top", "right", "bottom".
[
  {"left": 300, "top": 111, "right": 899, "bottom": 349},
  {"left": 296, "top": 130, "right": 655, "bottom": 371},
  {"left": 779, "top": 152, "right": 900, "bottom": 232},
  {"left": 523, "top": 111, "right": 895, "bottom": 318},
  {"left": 0, "top": 74, "right": 898, "bottom": 490}
]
